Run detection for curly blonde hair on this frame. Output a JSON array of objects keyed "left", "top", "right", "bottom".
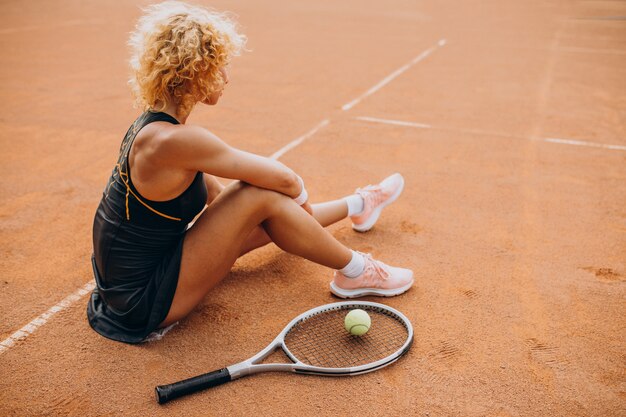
[{"left": 128, "top": 1, "right": 246, "bottom": 116}]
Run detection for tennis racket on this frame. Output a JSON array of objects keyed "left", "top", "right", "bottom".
[{"left": 155, "top": 301, "right": 413, "bottom": 404}]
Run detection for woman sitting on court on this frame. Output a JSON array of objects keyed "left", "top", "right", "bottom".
[{"left": 88, "top": 1, "right": 414, "bottom": 344}]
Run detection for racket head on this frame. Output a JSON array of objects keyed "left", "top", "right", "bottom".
[{"left": 279, "top": 301, "right": 413, "bottom": 375}]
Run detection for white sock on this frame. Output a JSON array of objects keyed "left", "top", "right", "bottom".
[
  {"left": 339, "top": 251, "right": 366, "bottom": 278},
  {"left": 344, "top": 194, "right": 364, "bottom": 217}
]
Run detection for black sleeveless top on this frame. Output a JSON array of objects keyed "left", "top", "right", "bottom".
[{"left": 87, "top": 111, "right": 207, "bottom": 343}]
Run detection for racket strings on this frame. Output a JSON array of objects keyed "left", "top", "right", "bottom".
[{"left": 284, "top": 307, "right": 409, "bottom": 368}]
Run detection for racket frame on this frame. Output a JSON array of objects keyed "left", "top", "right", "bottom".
[
  {"left": 156, "top": 300, "right": 413, "bottom": 403},
  {"left": 228, "top": 300, "right": 413, "bottom": 378}
]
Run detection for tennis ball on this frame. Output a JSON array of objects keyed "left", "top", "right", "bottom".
[{"left": 344, "top": 309, "right": 371, "bottom": 336}]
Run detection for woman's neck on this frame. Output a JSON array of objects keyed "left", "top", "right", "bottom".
[{"left": 154, "top": 100, "right": 193, "bottom": 124}]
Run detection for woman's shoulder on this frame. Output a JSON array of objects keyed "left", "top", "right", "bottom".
[
  {"left": 157, "top": 123, "right": 222, "bottom": 147},
  {"left": 136, "top": 122, "right": 226, "bottom": 168}
]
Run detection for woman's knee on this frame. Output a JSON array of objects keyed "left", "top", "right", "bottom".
[{"left": 233, "top": 182, "right": 290, "bottom": 213}]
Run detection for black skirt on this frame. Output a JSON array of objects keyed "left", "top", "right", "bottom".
[{"left": 87, "top": 239, "right": 182, "bottom": 344}]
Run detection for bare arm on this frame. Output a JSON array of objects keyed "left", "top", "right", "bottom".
[{"left": 153, "top": 125, "right": 302, "bottom": 198}]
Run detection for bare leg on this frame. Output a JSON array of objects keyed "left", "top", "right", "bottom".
[
  {"left": 311, "top": 200, "right": 349, "bottom": 225},
  {"left": 161, "top": 183, "right": 352, "bottom": 326},
  {"left": 239, "top": 199, "right": 349, "bottom": 255}
]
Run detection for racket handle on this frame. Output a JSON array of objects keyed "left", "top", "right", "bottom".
[{"left": 155, "top": 367, "right": 231, "bottom": 404}]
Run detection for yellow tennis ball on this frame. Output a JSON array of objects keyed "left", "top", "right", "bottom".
[{"left": 344, "top": 309, "right": 371, "bottom": 336}]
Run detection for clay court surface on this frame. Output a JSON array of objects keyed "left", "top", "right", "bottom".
[{"left": 1, "top": 0, "right": 625, "bottom": 415}]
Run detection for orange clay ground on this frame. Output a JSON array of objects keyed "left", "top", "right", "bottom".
[{"left": 1, "top": 0, "right": 625, "bottom": 416}]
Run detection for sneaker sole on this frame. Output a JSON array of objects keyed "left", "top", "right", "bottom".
[
  {"left": 329, "top": 278, "right": 414, "bottom": 299},
  {"left": 351, "top": 175, "right": 405, "bottom": 233}
]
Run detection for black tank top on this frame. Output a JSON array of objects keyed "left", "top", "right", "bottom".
[
  {"left": 88, "top": 111, "right": 207, "bottom": 343},
  {"left": 102, "top": 110, "right": 206, "bottom": 229}
]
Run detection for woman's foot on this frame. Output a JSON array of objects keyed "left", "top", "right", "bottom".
[
  {"left": 350, "top": 173, "right": 405, "bottom": 232},
  {"left": 330, "top": 253, "right": 414, "bottom": 298}
]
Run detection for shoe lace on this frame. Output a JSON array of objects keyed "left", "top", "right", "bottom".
[
  {"left": 356, "top": 185, "right": 384, "bottom": 207},
  {"left": 362, "top": 253, "right": 390, "bottom": 280}
]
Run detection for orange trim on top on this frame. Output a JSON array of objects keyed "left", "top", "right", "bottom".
[{"left": 115, "top": 164, "right": 182, "bottom": 222}]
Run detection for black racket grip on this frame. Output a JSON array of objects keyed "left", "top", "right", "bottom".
[{"left": 155, "top": 367, "right": 231, "bottom": 404}]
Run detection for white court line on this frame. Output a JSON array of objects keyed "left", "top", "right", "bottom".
[
  {"left": 269, "top": 119, "right": 330, "bottom": 160},
  {"left": 356, "top": 116, "right": 626, "bottom": 151},
  {"left": 356, "top": 116, "right": 431, "bottom": 129},
  {"left": 0, "top": 38, "right": 447, "bottom": 355},
  {"left": 544, "top": 137, "right": 626, "bottom": 151},
  {"left": 0, "top": 282, "right": 95, "bottom": 355},
  {"left": 356, "top": 115, "right": 527, "bottom": 140},
  {"left": 341, "top": 39, "right": 446, "bottom": 111},
  {"left": 270, "top": 41, "right": 446, "bottom": 158}
]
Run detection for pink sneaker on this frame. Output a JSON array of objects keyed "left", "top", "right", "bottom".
[
  {"left": 351, "top": 173, "right": 405, "bottom": 232},
  {"left": 330, "top": 253, "right": 414, "bottom": 298}
]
